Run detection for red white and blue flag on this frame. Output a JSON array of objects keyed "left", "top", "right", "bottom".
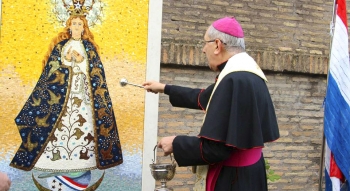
[
  {"left": 324, "top": 0, "right": 349, "bottom": 190},
  {"left": 55, "top": 175, "right": 89, "bottom": 190}
]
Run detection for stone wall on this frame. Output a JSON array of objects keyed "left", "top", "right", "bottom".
[{"left": 154, "top": 0, "right": 349, "bottom": 190}]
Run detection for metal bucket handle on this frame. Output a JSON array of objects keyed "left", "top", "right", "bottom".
[{"left": 152, "top": 145, "right": 174, "bottom": 164}]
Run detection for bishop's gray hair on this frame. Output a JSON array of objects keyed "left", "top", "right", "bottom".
[{"left": 207, "top": 25, "right": 245, "bottom": 52}]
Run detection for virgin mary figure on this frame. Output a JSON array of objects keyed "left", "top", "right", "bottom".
[{"left": 10, "top": 1, "right": 123, "bottom": 190}]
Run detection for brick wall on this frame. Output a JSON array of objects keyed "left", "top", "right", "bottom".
[
  {"left": 156, "top": 66, "right": 326, "bottom": 190},
  {"left": 161, "top": 44, "right": 329, "bottom": 74},
  {"left": 161, "top": 0, "right": 341, "bottom": 55}
]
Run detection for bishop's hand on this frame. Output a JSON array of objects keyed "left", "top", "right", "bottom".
[{"left": 157, "top": 136, "right": 176, "bottom": 156}]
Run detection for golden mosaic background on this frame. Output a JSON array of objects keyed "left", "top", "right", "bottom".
[
  {"left": 1, "top": 0, "right": 149, "bottom": 189},
  {"left": 0, "top": 0, "right": 148, "bottom": 164}
]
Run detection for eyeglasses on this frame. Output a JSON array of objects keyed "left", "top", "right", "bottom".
[{"left": 204, "top": 39, "right": 227, "bottom": 45}]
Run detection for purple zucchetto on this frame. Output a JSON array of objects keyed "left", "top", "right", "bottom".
[{"left": 212, "top": 17, "right": 244, "bottom": 38}]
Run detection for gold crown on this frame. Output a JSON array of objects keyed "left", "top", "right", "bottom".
[{"left": 67, "top": 0, "right": 92, "bottom": 16}]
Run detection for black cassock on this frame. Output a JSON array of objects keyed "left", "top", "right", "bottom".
[{"left": 164, "top": 70, "right": 279, "bottom": 191}]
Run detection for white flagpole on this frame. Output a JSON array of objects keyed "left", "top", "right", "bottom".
[{"left": 318, "top": 0, "right": 337, "bottom": 190}]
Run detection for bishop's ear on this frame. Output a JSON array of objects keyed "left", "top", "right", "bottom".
[{"left": 214, "top": 40, "right": 222, "bottom": 54}]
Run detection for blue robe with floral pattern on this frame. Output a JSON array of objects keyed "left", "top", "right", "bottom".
[{"left": 10, "top": 39, "right": 123, "bottom": 171}]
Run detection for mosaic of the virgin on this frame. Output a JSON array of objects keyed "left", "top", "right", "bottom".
[{"left": 9, "top": 0, "right": 123, "bottom": 190}]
